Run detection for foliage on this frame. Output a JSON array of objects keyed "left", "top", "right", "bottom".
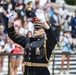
[
  {"left": 51, "top": 0, "right": 55, "bottom": 2},
  {"left": 51, "top": 0, "right": 76, "bottom": 5},
  {"left": 65, "top": 0, "right": 76, "bottom": 5}
]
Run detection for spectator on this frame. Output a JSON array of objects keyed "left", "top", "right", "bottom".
[
  {"left": 0, "top": 35, "right": 23, "bottom": 75},
  {"left": 70, "top": 10, "right": 76, "bottom": 52},
  {"left": 1, "top": 37, "right": 14, "bottom": 53},
  {"left": 26, "top": 31, "right": 33, "bottom": 38},
  {"left": 0, "top": 25, "right": 7, "bottom": 75},
  {"left": 70, "top": 10, "right": 76, "bottom": 38},
  {"left": 14, "top": 13, "right": 22, "bottom": 28},
  {"left": 34, "top": 0, "right": 40, "bottom": 11},
  {"left": 63, "top": 15, "right": 70, "bottom": 32},
  {"left": 19, "top": 21, "right": 29, "bottom": 36},
  {"left": 10, "top": 26, "right": 23, "bottom": 75},
  {"left": 55, "top": 0, "right": 66, "bottom": 4},
  {"left": 10, "top": 43, "right": 22, "bottom": 75},
  {"left": 58, "top": 4, "right": 69, "bottom": 19},
  {"left": 1, "top": 1, "right": 9, "bottom": 34},
  {"left": 26, "top": 18, "right": 34, "bottom": 34},
  {"left": 1, "top": 0, "right": 8, "bottom": 11},
  {"left": 25, "top": 1, "right": 35, "bottom": 18},
  {"left": 7, "top": 1, "right": 13, "bottom": 13},
  {"left": 15, "top": 3, "right": 25, "bottom": 25},
  {"left": 0, "top": 3, "right": 4, "bottom": 25},
  {"left": 59, "top": 31, "right": 73, "bottom": 75},
  {"left": 50, "top": 8, "right": 61, "bottom": 42},
  {"left": 11, "top": 0, "right": 16, "bottom": 10},
  {"left": 43, "top": 1, "right": 51, "bottom": 22},
  {"left": 32, "top": 0, "right": 41, "bottom": 20},
  {"left": 49, "top": 6, "right": 55, "bottom": 17}
]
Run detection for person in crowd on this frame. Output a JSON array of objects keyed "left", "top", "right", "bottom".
[
  {"left": 26, "top": 17, "right": 34, "bottom": 34},
  {"left": 44, "top": 2, "right": 51, "bottom": 22},
  {"left": 0, "top": 36, "right": 23, "bottom": 75},
  {"left": 0, "top": 24, "right": 23, "bottom": 75},
  {"left": 16, "top": 4, "right": 25, "bottom": 25},
  {"left": 50, "top": 8, "right": 62, "bottom": 42},
  {"left": 0, "top": 3, "right": 4, "bottom": 25},
  {"left": 25, "top": 1, "right": 35, "bottom": 19},
  {"left": 33, "top": 0, "right": 40, "bottom": 12},
  {"left": 26, "top": 31, "right": 33, "bottom": 38},
  {"left": 70, "top": 10, "right": 76, "bottom": 38},
  {"left": 14, "top": 13, "right": 22, "bottom": 28},
  {"left": 24, "top": 0, "right": 34, "bottom": 34},
  {"left": 70, "top": 10, "right": 76, "bottom": 52},
  {"left": 0, "top": 37, "right": 13, "bottom": 53},
  {"left": 55, "top": 0, "right": 66, "bottom": 4},
  {"left": 58, "top": 4, "right": 69, "bottom": 19},
  {"left": 59, "top": 31, "right": 73, "bottom": 75},
  {"left": 10, "top": 26, "right": 23, "bottom": 75},
  {"left": 6, "top": 9, "right": 57, "bottom": 75},
  {"left": 63, "top": 15, "right": 70, "bottom": 32},
  {"left": 19, "top": 21, "right": 29, "bottom": 36},
  {"left": 1, "top": 0, "right": 11, "bottom": 34},
  {"left": 0, "top": 25, "right": 7, "bottom": 75},
  {"left": 10, "top": 43, "right": 22, "bottom": 75},
  {"left": 49, "top": 6, "right": 55, "bottom": 17}
]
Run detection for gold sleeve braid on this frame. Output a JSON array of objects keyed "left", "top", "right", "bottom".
[
  {"left": 8, "top": 31, "right": 15, "bottom": 34},
  {"left": 8, "top": 30, "right": 22, "bottom": 39}
]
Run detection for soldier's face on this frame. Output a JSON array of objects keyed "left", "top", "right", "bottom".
[{"left": 34, "top": 26, "right": 45, "bottom": 38}]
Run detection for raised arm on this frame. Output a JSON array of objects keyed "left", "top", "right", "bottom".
[
  {"left": 6, "top": 11, "right": 26, "bottom": 48},
  {"left": 35, "top": 9, "right": 57, "bottom": 54}
]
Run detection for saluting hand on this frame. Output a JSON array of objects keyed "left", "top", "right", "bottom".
[
  {"left": 35, "top": 9, "right": 45, "bottom": 23},
  {"left": 35, "top": 9, "right": 50, "bottom": 29}
]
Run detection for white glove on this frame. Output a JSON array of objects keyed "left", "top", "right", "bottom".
[
  {"left": 6, "top": 11, "right": 17, "bottom": 22},
  {"left": 35, "top": 9, "right": 45, "bottom": 23}
]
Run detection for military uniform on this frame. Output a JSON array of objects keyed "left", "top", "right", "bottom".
[{"left": 7, "top": 26, "right": 57, "bottom": 75}]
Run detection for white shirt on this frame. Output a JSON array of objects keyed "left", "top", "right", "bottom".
[
  {"left": 0, "top": 7, "right": 3, "bottom": 13},
  {"left": 56, "top": 0, "right": 65, "bottom": 4},
  {"left": 19, "top": 28, "right": 28, "bottom": 36},
  {"left": 58, "top": 8, "right": 68, "bottom": 19},
  {"left": 53, "top": 14, "right": 59, "bottom": 23}
]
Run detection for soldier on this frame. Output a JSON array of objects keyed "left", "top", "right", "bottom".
[{"left": 6, "top": 9, "right": 57, "bottom": 75}]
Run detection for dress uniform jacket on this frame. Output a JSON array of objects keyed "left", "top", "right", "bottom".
[{"left": 7, "top": 26, "right": 57, "bottom": 75}]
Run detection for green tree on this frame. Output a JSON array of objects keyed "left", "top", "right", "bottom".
[
  {"left": 51, "top": 0, "right": 55, "bottom": 2},
  {"left": 65, "top": 0, "right": 76, "bottom": 5},
  {"left": 51, "top": 0, "right": 76, "bottom": 5}
]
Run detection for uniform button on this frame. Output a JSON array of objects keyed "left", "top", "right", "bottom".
[
  {"left": 38, "top": 38, "right": 40, "bottom": 40},
  {"left": 29, "top": 48, "right": 31, "bottom": 50},
  {"left": 29, "top": 58, "right": 31, "bottom": 59},
  {"left": 29, "top": 53, "right": 31, "bottom": 55}
]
